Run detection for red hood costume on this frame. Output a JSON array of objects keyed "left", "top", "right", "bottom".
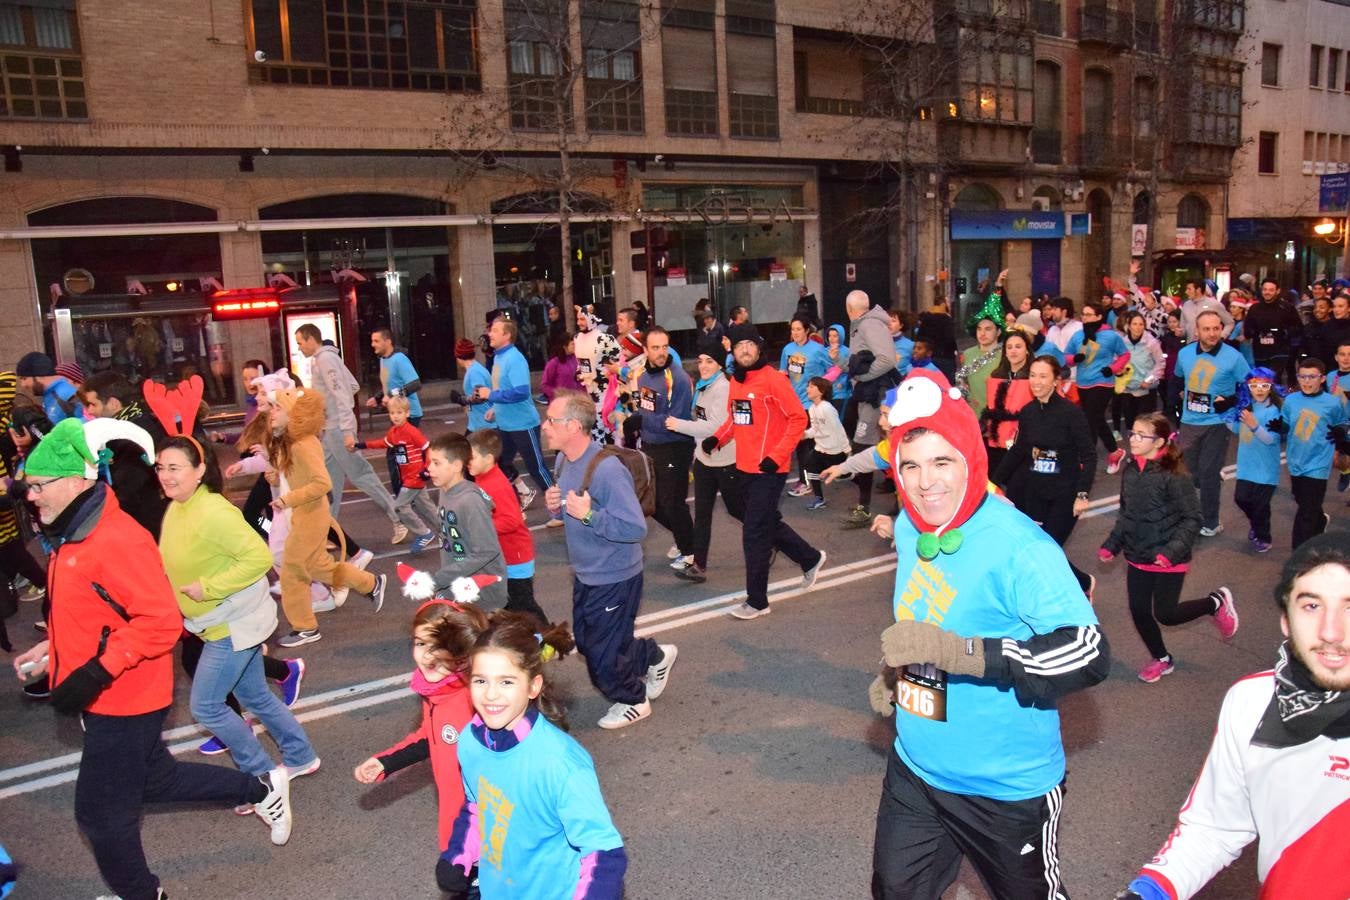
[{"left": 884, "top": 370, "right": 992, "bottom": 561}]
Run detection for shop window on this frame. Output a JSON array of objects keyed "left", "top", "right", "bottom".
[
  {"left": 582, "top": 0, "right": 643, "bottom": 133},
  {"left": 1258, "top": 131, "right": 1278, "bottom": 174},
  {"left": 248, "top": 0, "right": 479, "bottom": 92},
  {"left": 1261, "top": 43, "right": 1280, "bottom": 87},
  {"left": 663, "top": 22, "right": 717, "bottom": 135},
  {"left": 0, "top": 0, "right": 85, "bottom": 119}
]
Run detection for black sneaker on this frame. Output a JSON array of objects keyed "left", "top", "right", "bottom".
[
  {"left": 673, "top": 563, "right": 707, "bottom": 583},
  {"left": 277, "top": 629, "right": 321, "bottom": 648},
  {"left": 370, "top": 573, "right": 387, "bottom": 613},
  {"left": 33, "top": 620, "right": 47, "bottom": 633},
  {"left": 22, "top": 675, "right": 50, "bottom": 699}
]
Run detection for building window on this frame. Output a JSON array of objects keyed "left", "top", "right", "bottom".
[
  {"left": 1032, "top": 60, "right": 1061, "bottom": 163},
  {"left": 1177, "top": 194, "right": 1210, "bottom": 231},
  {"left": 1311, "top": 44, "right": 1323, "bottom": 87},
  {"left": 662, "top": 15, "right": 717, "bottom": 135},
  {"left": 1330, "top": 49, "right": 1342, "bottom": 92},
  {"left": 727, "top": 32, "right": 778, "bottom": 138},
  {"left": 248, "top": 0, "right": 480, "bottom": 92},
  {"left": 582, "top": 0, "right": 643, "bottom": 133},
  {"left": 506, "top": 39, "right": 558, "bottom": 130},
  {"left": 1258, "top": 131, "right": 1278, "bottom": 173},
  {"left": 0, "top": 0, "right": 85, "bottom": 119},
  {"left": 1260, "top": 43, "right": 1280, "bottom": 87},
  {"left": 1184, "top": 63, "right": 1241, "bottom": 147},
  {"left": 958, "top": 29, "right": 1033, "bottom": 123}
]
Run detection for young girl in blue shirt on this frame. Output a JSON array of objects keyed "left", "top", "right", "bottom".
[
  {"left": 1225, "top": 368, "right": 1283, "bottom": 553},
  {"left": 440, "top": 612, "right": 626, "bottom": 899}
]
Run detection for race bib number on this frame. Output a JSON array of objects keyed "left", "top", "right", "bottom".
[
  {"left": 1258, "top": 332, "right": 1276, "bottom": 346},
  {"left": 99, "top": 342, "right": 113, "bottom": 359},
  {"left": 1186, "top": 391, "right": 1213, "bottom": 415},
  {"left": 638, "top": 386, "right": 657, "bottom": 413},
  {"left": 694, "top": 404, "right": 707, "bottom": 422},
  {"left": 732, "top": 399, "right": 753, "bottom": 426},
  {"left": 578, "top": 358, "right": 593, "bottom": 375},
  {"left": 897, "top": 664, "right": 947, "bottom": 722},
  {"left": 787, "top": 355, "right": 805, "bottom": 377},
  {"left": 1031, "top": 448, "right": 1060, "bottom": 475}
]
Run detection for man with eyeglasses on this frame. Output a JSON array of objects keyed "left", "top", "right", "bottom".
[
  {"left": 1264, "top": 358, "right": 1349, "bottom": 548},
  {"left": 1172, "top": 310, "right": 1251, "bottom": 537},
  {"left": 12, "top": 417, "right": 287, "bottom": 900}
]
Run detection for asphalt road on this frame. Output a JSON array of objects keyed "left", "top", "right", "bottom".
[{"left": 2, "top": 402, "right": 1344, "bottom": 899}]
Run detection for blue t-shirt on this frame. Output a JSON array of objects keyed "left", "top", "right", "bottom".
[
  {"left": 1229, "top": 322, "right": 1256, "bottom": 369},
  {"left": 380, "top": 351, "right": 423, "bottom": 418},
  {"left": 43, "top": 378, "right": 83, "bottom": 424},
  {"left": 778, "top": 340, "right": 832, "bottom": 407},
  {"left": 1228, "top": 400, "right": 1282, "bottom": 486},
  {"left": 1174, "top": 342, "right": 1251, "bottom": 426},
  {"left": 890, "top": 496, "right": 1099, "bottom": 801},
  {"left": 463, "top": 362, "right": 493, "bottom": 432},
  {"left": 458, "top": 714, "right": 624, "bottom": 900},
  {"left": 894, "top": 335, "right": 914, "bottom": 376},
  {"left": 489, "top": 344, "right": 541, "bottom": 431},
  {"left": 1063, "top": 327, "right": 1128, "bottom": 389},
  {"left": 1280, "top": 390, "right": 1349, "bottom": 478},
  {"left": 827, "top": 326, "right": 852, "bottom": 402}
]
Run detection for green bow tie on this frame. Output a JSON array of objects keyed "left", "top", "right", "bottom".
[{"left": 916, "top": 529, "right": 964, "bottom": 561}]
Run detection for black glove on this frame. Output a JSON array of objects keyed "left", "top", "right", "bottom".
[
  {"left": 1212, "top": 395, "right": 1234, "bottom": 413},
  {"left": 449, "top": 389, "right": 466, "bottom": 406},
  {"left": 1072, "top": 352, "right": 1086, "bottom": 364},
  {"left": 701, "top": 436, "right": 719, "bottom": 455},
  {"left": 50, "top": 658, "right": 113, "bottom": 715},
  {"left": 1099, "top": 366, "right": 1114, "bottom": 377},
  {"left": 759, "top": 457, "right": 778, "bottom": 474},
  {"left": 436, "top": 857, "right": 472, "bottom": 897},
  {"left": 1265, "top": 418, "right": 1288, "bottom": 434}
]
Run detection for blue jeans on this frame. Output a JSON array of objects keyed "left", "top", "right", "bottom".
[{"left": 189, "top": 639, "right": 316, "bottom": 776}]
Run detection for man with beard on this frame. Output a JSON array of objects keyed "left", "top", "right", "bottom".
[{"left": 1117, "top": 534, "right": 1350, "bottom": 900}]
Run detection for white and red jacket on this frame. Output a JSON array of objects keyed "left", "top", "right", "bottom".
[{"left": 1137, "top": 671, "right": 1350, "bottom": 900}]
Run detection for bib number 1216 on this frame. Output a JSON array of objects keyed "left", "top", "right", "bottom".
[{"left": 897, "top": 664, "right": 948, "bottom": 722}]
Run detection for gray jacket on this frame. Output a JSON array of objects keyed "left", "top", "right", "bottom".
[
  {"left": 310, "top": 344, "right": 360, "bottom": 439},
  {"left": 849, "top": 305, "right": 899, "bottom": 385},
  {"left": 666, "top": 372, "right": 736, "bottom": 467}
]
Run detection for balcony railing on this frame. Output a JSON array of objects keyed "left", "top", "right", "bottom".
[
  {"left": 801, "top": 95, "right": 865, "bottom": 117},
  {"left": 1079, "top": 6, "right": 1129, "bottom": 47},
  {"left": 1033, "top": 0, "right": 1061, "bottom": 35},
  {"left": 1031, "top": 128, "right": 1062, "bottom": 163},
  {"left": 1081, "top": 132, "right": 1127, "bottom": 169}
]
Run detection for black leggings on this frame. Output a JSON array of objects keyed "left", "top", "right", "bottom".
[
  {"left": 1078, "top": 386, "right": 1119, "bottom": 453},
  {"left": 180, "top": 634, "right": 291, "bottom": 717},
  {"left": 1117, "top": 392, "right": 1157, "bottom": 434},
  {"left": 0, "top": 538, "right": 46, "bottom": 587},
  {"left": 506, "top": 577, "right": 549, "bottom": 629},
  {"left": 807, "top": 449, "right": 848, "bottom": 499},
  {"left": 1018, "top": 489, "right": 1092, "bottom": 594},
  {"left": 1126, "top": 567, "right": 1217, "bottom": 661}
]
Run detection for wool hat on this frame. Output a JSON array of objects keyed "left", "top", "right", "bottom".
[
  {"left": 15, "top": 352, "right": 54, "bottom": 378},
  {"left": 725, "top": 322, "right": 763, "bottom": 348},
  {"left": 454, "top": 338, "right": 477, "bottom": 360},
  {"left": 23, "top": 416, "right": 154, "bottom": 479},
  {"left": 55, "top": 362, "right": 85, "bottom": 384}
]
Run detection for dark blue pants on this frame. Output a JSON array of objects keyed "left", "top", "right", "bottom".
[
  {"left": 498, "top": 426, "right": 553, "bottom": 493},
  {"left": 75, "top": 707, "right": 262, "bottom": 900},
  {"left": 742, "top": 471, "right": 822, "bottom": 610},
  {"left": 572, "top": 572, "right": 658, "bottom": 705}
]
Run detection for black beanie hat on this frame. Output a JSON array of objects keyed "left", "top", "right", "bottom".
[{"left": 725, "top": 322, "right": 763, "bottom": 348}]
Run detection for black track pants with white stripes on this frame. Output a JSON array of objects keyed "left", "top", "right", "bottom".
[{"left": 872, "top": 749, "right": 1069, "bottom": 900}]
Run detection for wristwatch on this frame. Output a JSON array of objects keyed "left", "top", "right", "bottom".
[
  {"left": 581, "top": 510, "right": 594, "bottom": 526},
  {"left": 1076, "top": 492, "right": 1089, "bottom": 501}
]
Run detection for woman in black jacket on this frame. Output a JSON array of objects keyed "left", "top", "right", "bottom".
[
  {"left": 1098, "top": 412, "right": 1238, "bottom": 684},
  {"left": 993, "top": 355, "right": 1095, "bottom": 595}
]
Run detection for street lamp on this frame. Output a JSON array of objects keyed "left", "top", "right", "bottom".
[{"left": 1313, "top": 217, "right": 1350, "bottom": 279}]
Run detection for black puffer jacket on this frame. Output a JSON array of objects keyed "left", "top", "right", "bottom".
[{"left": 1102, "top": 457, "right": 1201, "bottom": 565}]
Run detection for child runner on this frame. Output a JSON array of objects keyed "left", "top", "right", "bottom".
[
  {"left": 362, "top": 394, "right": 437, "bottom": 555},
  {"left": 355, "top": 566, "right": 488, "bottom": 875},
  {"left": 825, "top": 324, "right": 851, "bottom": 418},
  {"left": 800, "top": 377, "right": 849, "bottom": 511},
  {"left": 439, "top": 611, "right": 626, "bottom": 900},
  {"left": 455, "top": 339, "right": 493, "bottom": 434},
  {"left": 1099, "top": 413, "right": 1239, "bottom": 683},
  {"left": 1267, "top": 357, "right": 1350, "bottom": 547},
  {"left": 1329, "top": 339, "right": 1350, "bottom": 490},
  {"left": 466, "top": 429, "right": 549, "bottom": 626},
  {"left": 1226, "top": 368, "right": 1283, "bottom": 553},
  {"left": 427, "top": 433, "right": 509, "bottom": 607}
]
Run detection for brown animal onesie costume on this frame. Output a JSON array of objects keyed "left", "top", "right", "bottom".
[{"left": 270, "top": 386, "right": 375, "bottom": 632}]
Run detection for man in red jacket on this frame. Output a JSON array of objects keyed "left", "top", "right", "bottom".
[
  {"left": 705, "top": 323, "right": 827, "bottom": 619},
  {"left": 12, "top": 418, "right": 287, "bottom": 900}
]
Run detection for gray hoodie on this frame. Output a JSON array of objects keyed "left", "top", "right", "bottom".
[
  {"left": 433, "top": 479, "right": 508, "bottom": 607},
  {"left": 665, "top": 371, "right": 735, "bottom": 467},
  {"left": 849, "top": 305, "right": 899, "bottom": 384},
  {"left": 310, "top": 344, "right": 360, "bottom": 439}
]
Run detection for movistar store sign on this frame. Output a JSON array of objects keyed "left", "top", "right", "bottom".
[{"left": 951, "top": 210, "right": 1067, "bottom": 240}]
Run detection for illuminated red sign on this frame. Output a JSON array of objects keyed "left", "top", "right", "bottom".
[{"left": 210, "top": 287, "right": 282, "bottom": 320}]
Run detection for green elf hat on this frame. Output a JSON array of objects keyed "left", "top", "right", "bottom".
[{"left": 23, "top": 416, "right": 156, "bottom": 480}]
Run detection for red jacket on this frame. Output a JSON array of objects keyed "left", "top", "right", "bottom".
[
  {"left": 472, "top": 464, "right": 534, "bottom": 568},
  {"left": 365, "top": 421, "right": 430, "bottom": 489},
  {"left": 48, "top": 486, "right": 182, "bottom": 716},
  {"left": 375, "top": 674, "right": 474, "bottom": 848},
  {"left": 711, "top": 363, "right": 808, "bottom": 474}
]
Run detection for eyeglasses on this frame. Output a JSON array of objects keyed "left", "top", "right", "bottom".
[
  {"left": 23, "top": 477, "right": 62, "bottom": 495},
  {"left": 1296, "top": 374, "right": 1323, "bottom": 381},
  {"left": 1126, "top": 431, "right": 1162, "bottom": 442},
  {"left": 545, "top": 416, "right": 574, "bottom": 426}
]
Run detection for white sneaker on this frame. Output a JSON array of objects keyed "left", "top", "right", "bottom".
[
  {"left": 518, "top": 484, "right": 537, "bottom": 510},
  {"left": 331, "top": 586, "right": 349, "bottom": 608},
  {"left": 666, "top": 545, "right": 682, "bottom": 560},
  {"left": 285, "top": 756, "right": 322, "bottom": 779},
  {"left": 311, "top": 595, "right": 337, "bottom": 613},
  {"left": 801, "top": 550, "right": 827, "bottom": 591},
  {"left": 645, "top": 644, "right": 678, "bottom": 700},
  {"left": 1199, "top": 524, "right": 1224, "bottom": 538},
  {"left": 597, "top": 699, "right": 652, "bottom": 730},
  {"left": 268, "top": 582, "right": 282, "bottom": 598},
  {"left": 254, "top": 766, "right": 293, "bottom": 845},
  {"left": 350, "top": 549, "right": 374, "bottom": 570},
  {"left": 728, "top": 601, "right": 770, "bottom": 620},
  {"left": 670, "top": 554, "right": 694, "bottom": 571}
]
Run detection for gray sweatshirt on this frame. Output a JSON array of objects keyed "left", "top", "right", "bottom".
[
  {"left": 555, "top": 442, "right": 647, "bottom": 586},
  {"left": 849, "top": 305, "right": 899, "bottom": 384},
  {"left": 665, "top": 372, "right": 736, "bottom": 467},
  {"left": 433, "top": 479, "right": 508, "bottom": 607},
  {"left": 310, "top": 344, "right": 360, "bottom": 439}
]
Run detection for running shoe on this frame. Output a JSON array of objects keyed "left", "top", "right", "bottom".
[
  {"left": 841, "top": 505, "right": 871, "bottom": 529},
  {"left": 801, "top": 550, "right": 827, "bottom": 591},
  {"left": 331, "top": 586, "right": 349, "bottom": 608},
  {"left": 1339, "top": 470, "right": 1350, "bottom": 492},
  {"left": 198, "top": 735, "right": 228, "bottom": 756},
  {"left": 311, "top": 595, "right": 337, "bottom": 613},
  {"left": 391, "top": 523, "right": 410, "bottom": 544},
  {"left": 277, "top": 658, "right": 305, "bottom": 707},
  {"left": 33, "top": 620, "right": 46, "bottom": 633},
  {"left": 670, "top": 554, "right": 694, "bottom": 571},
  {"left": 666, "top": 545, "right": 682, "bottom": 560},
  {"left": 787, "top": 482, "right": 812, "bottom": 497},
  {"left": 1211, "top": 587, "right": 1239, "bottom": 641},
  {"left": 728, "top": 601, "right": 770, "bottom": 620},
  {"left": 672, "top": 563, "right": 706, "bottom": 583},
  {"left": 18, "top": 583, "right": 44, "bottom": 603},
  {"left": 597, "top": 699, "right": 652, "bottom": 730},
  {"left": 805, "top": 497, "right": 827, "bottom": 511},
  {"left": 1250, "top": 536, "right": 1272, "bottom": 553},
  {"left": 1199, "top": 523, "right": 1224, "bottom": 538},
  {"left": 1105, "top": 449, "right": 1126, "bottom": 475},
  {"left": 278, "top": 629, "right": 322, "bottom": 648},
  {"left": 644, "top": 644, "right": 678, "bottom": 700},
  {"left": 285, "top": 756, "right": 322, "bottom": 780},
  {"left": 410, "top": 532, "right": 436, "bottom": 555},
  {"left": 350, "top": 549, "right": 375, "bottom": 570},
  {"left": 254, "top": 766, "right": 293, "bottom": 845},
  {"left": 516, "top": 479, "right": 537, "bottom": 511},
  {"left": 370, "top": 573, "right": 388, "bottom": 612},
  {"left": 1137, "top": 657, "right": 1175, "bottom": 683}
]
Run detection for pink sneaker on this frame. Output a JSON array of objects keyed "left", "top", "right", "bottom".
[
  {"left": 1105, "top": 449, "right": 1126, "bottom": 474},
  {"left": 1211, "top": 587, "right": 1239, "bottom": 641},
  {"left": 1138, "top": 657, "right": 1174, "bottom": 683}
]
